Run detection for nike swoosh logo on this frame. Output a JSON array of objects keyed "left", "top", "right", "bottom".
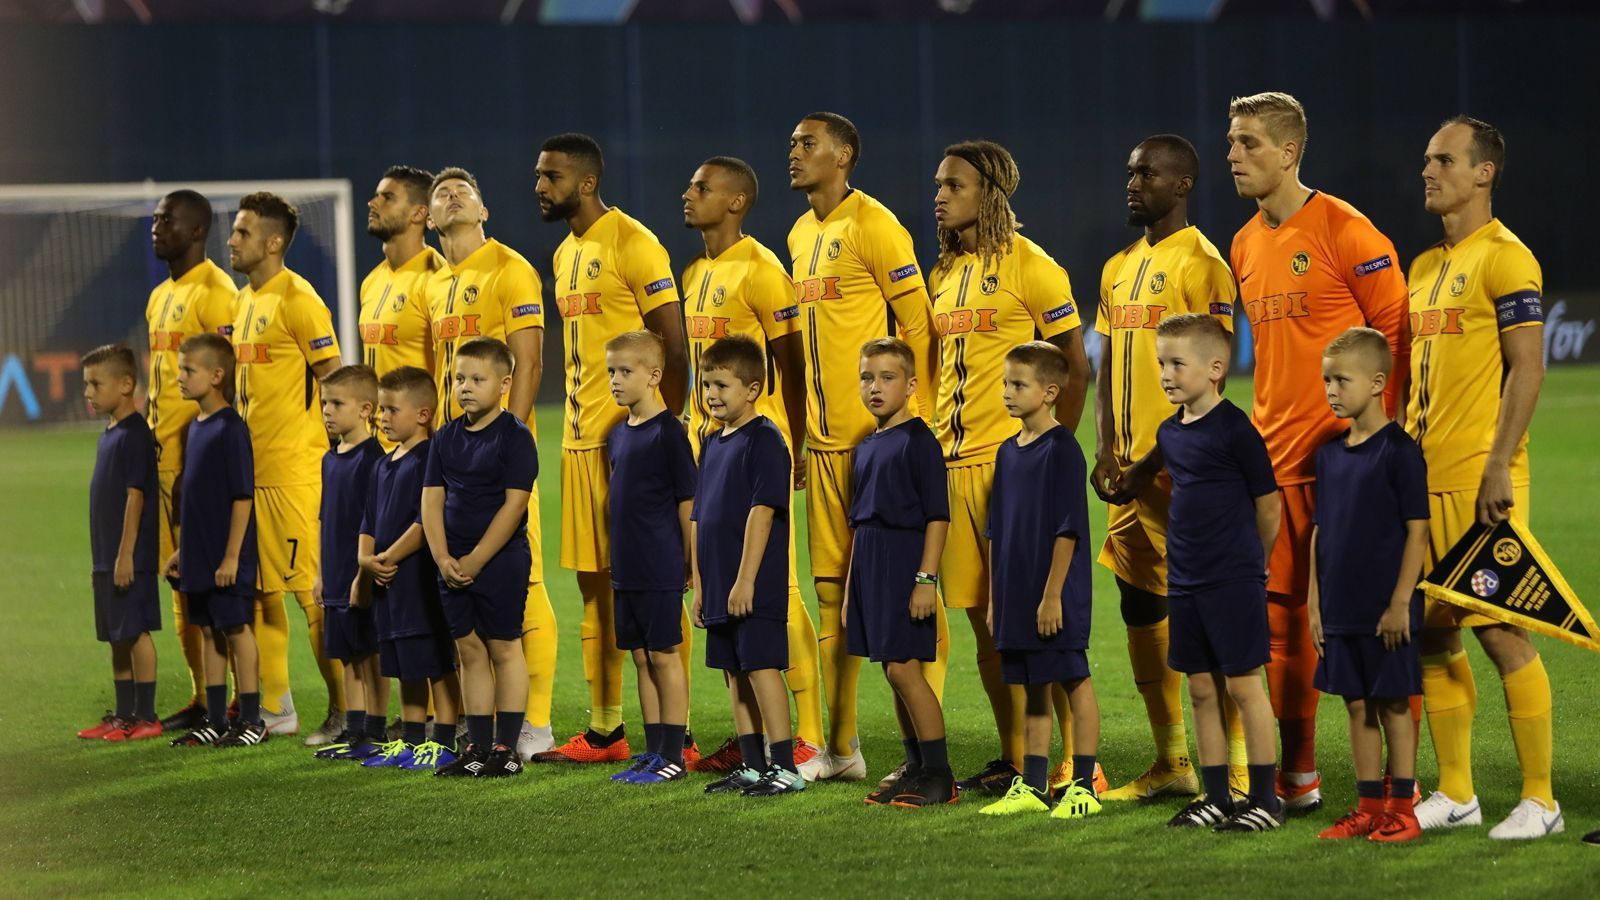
[
  {"left": 1410, "top": 288, "right": 1426, "bottom": 297},
  {"left": 1446, "top": 803, "right": 1479, "bottom": 823},
  {"left": 1239, "top": 272, "right": 1253, "bottom": 284},
  {"left": 1112, "top": 280, "right": 1126, "bottom": 290},
  {"left": 933, "top": 289, "right": 949, "bottom": 301}
]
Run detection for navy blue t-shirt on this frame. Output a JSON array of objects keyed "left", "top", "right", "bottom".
[
  {"left": 1313, "top": 423, "right": 1430, "bottom": 634},
  {"left": 847, "top": 417, "right": 949, "bottom": 531},
  {"left": 90, "top": 412, "right": 159, "bottom": 574},
  {"left": 320, "top": 437, "right": 385, "bottom": 607},
  {"left": 361, "top": 439, "right": 440, "bottom": 639},
  {"left": 609, "top": 410, "right": 698, "bottom": 592},
  {"left": 1157, "top": 399, "right": 1278, "bottom": 593},
  {"left": 178, "top": 407, "right": 258, "bottom": 594},
  {"left": 987, "top": 427, "right": 1093, "bottom": 651},
  {"left": 424, "top": 411, "right": 538, "bottom": 559},
  {"left": 692, "top": 416, "right": 789, "bottom": 624}
]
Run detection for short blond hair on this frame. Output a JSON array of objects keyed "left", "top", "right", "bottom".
[
  {"left": 860, "top": 336, "right": 915, "bottom": 378},
  {"left": 1156, "top": 313, "right": 1231, "bottom": 364},
  {"left": 1229, "top": 91, "right": 1308, "bottom": 161},
  {"left": 1324, "top": 327, "right": 1392, "bottom": 377},
  {"left": 1004, "top": 341, "right": 1069, "bottom": 389},
  {"left": 605, "top": 329, "right": 665, "bottom": 370}
]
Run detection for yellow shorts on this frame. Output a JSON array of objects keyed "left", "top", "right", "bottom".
[
  {"left": 1423, "top": 484, "right": 1531, "bottom": 629},
  {"left": 560, "top": 447, "right": 611, "bottom": 573},
  {"left": 1097, "top": 470, "right": 1171, "bottom": 596},
  {"left": 940, "top": 461, "right": 993, "bottom": 609},
  {"left": 804, "top": 448, "right": 854, "bottom": 580},
  {"left": 254, "top": 483, "right": 320, "bottom": 593},
  {"left": 1266, "top": 482, "right": 1315, "bottom": 598}
]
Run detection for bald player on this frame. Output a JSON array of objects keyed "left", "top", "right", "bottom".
[
  {"left": 145, "top": 189, "right": 239, "bottom": 734},
  {"left": 786, "top": 111, "right": 945, "bottom": 784},
  {"left": 534, "top": 133, "right": 693, "bottom": 764},
  {"left": 1226, "top": 92, "right": 1410, "bottom": 811},
  {"left": 227, "top": 191, "right": 346, "bottom": 745}
]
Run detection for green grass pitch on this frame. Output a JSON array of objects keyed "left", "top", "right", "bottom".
[{"left": 2, "top": 372, "right": 1597, "bottom": 897}]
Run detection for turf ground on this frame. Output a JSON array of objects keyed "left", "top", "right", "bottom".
[{"left": 2, "top": 371, "right": 1598, "bottom": 897}]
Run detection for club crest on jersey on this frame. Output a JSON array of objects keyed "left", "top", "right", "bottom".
[
  {"left": 1494, "top": 538, "right": 1523, "bottom": 566},
  {"left": 711, "top": 286, "right": 726, "bottom": 308},
  {"left": 462, "top": 285, "right": 479, "bottom": 306},
  {"left": 1450, "top": 274, "right": 1467, "bottom": 296},
  {"left": 256, "top": 315, "right": 269, "bottom": 335},
  {"left": 888, "top": 264, "right": 918, "bottom": 283},
  {"left": 587, "top": 259, "right": 602, "bottom": 280},
  {"left": 1043, "top": 301, "right": 1076, "bottom": 324},
  {"left": 1290, "top": 252, "right": 1311, "bottom": 276},
  {"left": 1353, "top": 254, "right": 1393, "bottom": 277},
  {"left": 980, "top": 274, "right": 999, "bottom": 295},
  {"left": 172, "top": 303, "right": 186, "bottom": 317},
  {"left": 391, "top": 293, "right": 407, "bottom": 312},
  {"left": 1471, "top": 568, "right": 1500, "bottom": 598},
  {"left": 1148, "top": 272, "right": 1167, "bottom": 294},
  {"left": 827, "top": 239, "right": 842, "bottom": 261}
]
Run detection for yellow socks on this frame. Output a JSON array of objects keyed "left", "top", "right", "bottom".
[
  {"left": 1422, "top": 649, "right": 1478, "bottom": 803},
  {"left": 521, "top": 581, "right": 558, "bottom": 729},
  {"left": 1503, "top": 655, "right": 1554, "bottom": 806},
  {"left": 816, "top": 580, "right": 861, "bottom": 757},
  {"left": 254, "top": 591, "right": 293, "bottom": 715},
  {"left": 924, "top": 602, "right": 950, "bottom": 703},
  {"left": 1127, "top": 620, "right": 1189, "bottom": 762},
  {"left": 784, "top": 588, "right": 825, "bottom": 747}
]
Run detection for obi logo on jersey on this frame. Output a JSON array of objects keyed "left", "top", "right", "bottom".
[
  {"left": 431, "top": 315, "right": 482, "bottom": 340},
  {"left": 360, "top": 323, "right": 400, "bottom": 346},
  {"left": 934, "top": 307, "right": 998, "bottom": 335},
  {"left": 686, "top": 315, "right": 731, "bottom": 340},
  {"left": 559, "top": 293, "right": 603, "bottom": 317},
  {"left": 1110, "top": 304, "right": 1165, "bottom": 329},
  {"left": 1244, "top": 292, "right": 1310, "bottom": 325},
  {"left": 150, "top": 330, "right": 185, "bottom": 352},
  {"left": 795, "top": 277, "right": 843, "bottom": 303},
  {"left": 1410, "top": 307, "right": 1465, "bottom": 337},
  {"left": 235, "top": 343, "right": 273, "bottom": 364}
]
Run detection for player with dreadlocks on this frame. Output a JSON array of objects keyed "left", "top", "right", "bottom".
[{"left": 927, "top": 139, "right": 1096, "bottom": 802}]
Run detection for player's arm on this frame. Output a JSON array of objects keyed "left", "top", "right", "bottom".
[
  {"left": 770, "top": 332, "right": 808, "bottom": 487},
  {"left": 678, "top": 498, "right": 694, "bottom": 590},
  {"left": 459, "top": 488, "right": 532, "bottom": 578},
  {"left": 1306, "top": 524, "right": 1323, "bottom": 655},
  {"left": 1340, "top": 225, "right": 1410, "bottom": 420},
  {"left": 114, "top": 485, "right": 146, "bottom": 589},
  {"left": 644, "top": 302, "right": 689, "bottom": 414},
  {"left": 503, "top": 264, "right": 546, "bottom": 421},
  {"left": 1090, "top": 351, "right": 1118, "bottom": 500},
  {"left": 727, "top": 504, "right": 776, "bottom": 618},
  {"left": 420, "top": 487, "right": 453, "bottom": 570},
  {"left": 506, "top": 327, "right": 544, "bottom": 422},
  {"left": 311, "top": 357, "right": 341, "bottom": 380},
  {"left": 216, "top": 496, "right": 253, "bottom": 589},
  {"left": 1037, "top": 534, "right": 1075, "bottom": 638},
  {"left": 888, "top": 286, "right": 939, "bottom": 420},
  {"left": 1253, "top": 491, "right": 1282, "bottom": 576},
  {"left": 689, "top": 520, "right": 704, "bottom": 627},
  {"left": 1113, "top": 444, "right": 1164, "bottom": 505},
  {"left": 1046, "top": 327, "right": 1089, "bottom": 431},
  {"left": 910, "top": 434, "right": 949, "bottom": 622},
  {"left": 1378, "top": 519, "right": 1429, "bottom": 650},
  {"left": 1479, "top": 324, "right": 1544, "bottom": 524},
  {"left": 378, "top": 523, "right": 426, "bottom": 569},
  {"left": 357, "top": 532, "right": 389, "bottom": 583},
  {"left": 911, "top": 519, "right": 948, "bottom": 623}
]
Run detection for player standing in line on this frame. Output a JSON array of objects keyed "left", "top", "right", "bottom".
[
  {"left": 144, "top": 190, "right": 238, "bottom": 734},
  {"left": 535, "top": 133, "right": 693, "bottom": 764},
  {"left": 424, "top": 167, "right": 558, "bottom": 759},
  {"left": 227, "top": 192, "right": 346, "bottom": 745},
  {"left": 679, "top": 156, "right": 824, "bottom": 768},
  {"left": 787, "top": 112, "right": 945, "bottom": 783},
  {"left": 1406, "top": 117, "right": 1560, "bottom": 839},
  {"left": 1093, "top": 135, "right": 1248, "bottom": 802},
  {"left": 926, "top": 140, "right": 1096, "bottom": 798},
  {"left": 361, "top": 166, "right": 445, "bottom": 386},
  {"left": 1226, "top": 93, "right": 1410, "bottom": 810}
]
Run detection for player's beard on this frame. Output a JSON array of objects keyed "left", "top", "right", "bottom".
[
  {"left": 540, "top": 194, "right": 579, "bottom": 223},
  {"left": 366, "top": 219, "right": 400, "bottom": 241}
]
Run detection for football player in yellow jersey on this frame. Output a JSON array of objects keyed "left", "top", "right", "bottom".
[
  {"left": 226, "top": 192, "right": 346, "bottom": 744},
  {"left": 679, "top": 155, "right": 824, "bottom": 766},
  {"left": 361, "top": 166, "right": 443, "bottom": 382},
  {"left": 1407, "top": 117, "right": 1559, "bottom": 839},
  {"left": 534, "top": 133, "right": 692, "bottom": 763},
  {"left": 786, "top": 111, "right": 944, "bottom": 783},
  {"left": 145, "top": 189, "right": 239, "bottom": 734},
  {"left": 1092, "top": 136, "right": 1249, "bottom": 802},
  {"left": 424, "top": 167, "right": 560, "bottom": 759},
  {"left": 927, "top": 140, "right": 1095, "bottom": 799}
]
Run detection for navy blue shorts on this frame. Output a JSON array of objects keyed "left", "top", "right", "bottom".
[
  {"left": 1000, "top": 648, "right": 1090, "bottom": 686},
  {"left": 439, "top": 551, "right": 529, "bottom": 642},
  {"left": 186, "top": 589, "right": 254, "bottom": 630},
  {"left": 705, "top": 617, "right": 787, "bottom": 672},
  {"left": 92, "top": 572, "right": 162, "bottom": 642},
  {"left": 1167, "top": 583, "right": 1270, "bottom": 676},
  {"left": 324, "top": 605, "right": 378, "bottom": 662},
  {"left": 845, "top": 525, "right": 937, "bottom": 663},
  {"left": 1315, "top": 633, "right": 1421, "bottom": 699},
  {"left": 379, "top": 634, "right": 457, "bottom": 681},
  {"left": 614, "top": 589, "right": 684, "bottom": 651}
]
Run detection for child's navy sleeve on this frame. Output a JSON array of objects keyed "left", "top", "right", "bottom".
[
  {"left": 669, "top": 426, "right": 698, "bottom": 503},
  {"left": 121, "top": 428, "right": 152, "bottom": 495},
  {"left": 1055, "top": 441, "right": 1088, "bottom": 541},
  {"left": 1234, "top": 416, "right": 1278, "bottom": 499},
  {"left": 227, "top": 419, "right": 255, "bottom": 499},
  {"left": 984, "top": 450, "right": 1004, "bottom": 542},
  {"left": 748, "top": 428, "right": 789, "bottom": 514},
  {"left": 501, "top": 427, "right": 538, "bottom": 492},
  {"left": 915, "top": 430, "right": 951, "bottom": 523},
  {"left": 1392, "top": 437, "right": 1431, "bottom": 523}
]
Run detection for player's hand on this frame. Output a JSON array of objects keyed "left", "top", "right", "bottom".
[
  {"left": 1037, "top": 596, "right": 1063, "bottom": 637},
  {"left": 1109, "top": 458, "right": 1154, "bottom": 505},
  {"left": 216, "top": 555, "right": 239, "bottom": 589},
  {"left": 457, "top": 552, "right": 485, "bottom": 581},
  {"left": 728, "top": 580, "right": 755, "bottom": 618},
  {"left": 985, "top": 601, "right": 994, "bottom": 635},
  {"left": 909, "top": 582, "right": 937, "bottom": 621},
  {"left": 1308, "top": 607, "right": 1324, "bottom": 657},
  {"left": 440, "top": 557, "right": 472, "bottom": 589},
  {"left": 164, "top": 551, "right": 181, "bottom": 585},
  {"left": 1376, "top": 603, "right": 1411, "bottom": 651},
  {"left": 349, "top": 574, "right": 368, "bottom": 609},
  {"left": 793, "top": 454, "right": 808, "bottom": 492},
  {"left": 370, "top": 552, "right": 398, "bottom": 586},
  {"left": 1090, "top": 453, "right": 1123, "bottom": 503},
  {"left": 691, "top": 589, "right": 705, "bottom": 628},
  {"left": 114, "top": 554, "right": 135, "bottom": 590},
  {"left": 1475, "top": 463, "right": 1516, "bottom": 525}
]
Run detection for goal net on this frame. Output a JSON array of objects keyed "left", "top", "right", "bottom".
[{"left": 0, "top": 179, "right": 356, "bottom": 425}]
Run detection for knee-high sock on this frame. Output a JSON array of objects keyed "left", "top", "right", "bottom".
[
  {"left": 924, "top": 601, "right": 950, "bottom": 703},
  {"left": 1224, "top": 691, "right": 1248, "bottom": 771},
  {"left": 521, "top": 581, "right": 557, "bottom": 729},
  {"left": 816, "top": 580, "right": 861, "bottom": 757},
  {"left": 1127, "top": 620, "right": 1188, "bottom": 761},
  {"left": 294, "top": 591, "right": 343, "bottom": 711},
  {"left": 1503, "top": 655, "right": 1554, "bottom": 806},
  {"left": 1422, "top": 649, "right": 1477, "bottom": 804},
  {"left": 254, "top": 591, "right": 293, "bottom": 715},
  {"left": 785, "top": 587, "right": 825, "bottom": 747},
  {"left": 678, "top": 602, "right": 694, "bottom": 728},
  {"left": 174, "top": 589, "right": 207, "bottom": 703},
  {"left": 1267, "top": 595, "right": 1319, "bottom": 773},
  {"left": 971, "top": 609, "right": 1026, "bottom": 768},
  {"left": 579, "top": 580, "right": 627, "bottom": 733}
]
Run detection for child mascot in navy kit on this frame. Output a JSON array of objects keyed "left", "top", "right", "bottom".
[
  {"left": 847, "top": 337, "right": 954, "bottom": 810},
  {"left": 1309, "top": 328, "right": 1429, "bottom": 843},
  {"left": 978, "top": 342, "right": 1103, "bottom": 821},
  {"left": 165, "top": 333, "right": 267, "bottom": 748},
  {"left": 421, "top": 337, "right": 536, "bottom": 778},
  {"left": 78, "top": 344, "right": 163, "bottom": 742},
  {"left": 1121, "top": 314, "right": 1284, "bottom": 832}
]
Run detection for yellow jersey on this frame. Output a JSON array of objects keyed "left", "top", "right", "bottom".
[
  {"left": 1405, "top": 218, "right": 1541, "bottom": 492},
  {"left": 787, "top": 189, "right": 934, "bottom": 452},
  {"left": 552, "top": 207, "right": 679, "bottom": 450},
  {"left": 682, "top": 235, "right": 802, "bottom": 458},
  {"left": 1096, "top": 225, "right": 1237, "bottom": 462},
  {"left": 931, "top": 235, "right": 1080, "bottom": 465},
  {"left": 359, "top": 245, "right": 445, "bottom": 377},
  {"left": 145, "top": 259, "right": 237, "bottom": 472},
  {"left": 426, "top": 238, "right": 545, "bottom": 426},
  {"left": 232, "top": 267, "right": 343, "bottom": 487}
]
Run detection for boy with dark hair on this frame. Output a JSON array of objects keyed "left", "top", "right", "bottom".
[
  {"left": 78, "top": 344, "right": 162, "bottom": 742},
  {"left": 847, "top": 337, "right": 954, "bottom": 809},
  {"left": 166, "top": 334, "right": 267, "bottom": 748},
  {"left": 692, "top": 335, "right": 802, "bottom": 796},
  {"left": 422, "top": 337, "right": 536, "bottom": 777}
]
